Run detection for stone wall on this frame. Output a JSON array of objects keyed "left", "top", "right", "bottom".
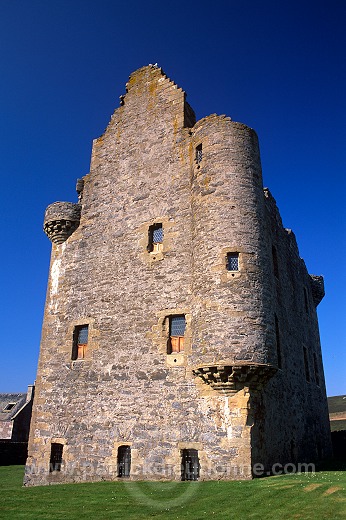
[
  {"left": 0, "top": 422, "right": 13, "bottom": 440},
  {"left": 25, "top": 66, "right": 331, "bottom": 486}
]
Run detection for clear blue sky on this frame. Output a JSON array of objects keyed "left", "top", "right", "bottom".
[{"left": 1, "top": 0, "right": 345, "bottom": 396}]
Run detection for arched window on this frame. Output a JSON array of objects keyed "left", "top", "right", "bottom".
[{"left": 117, "top": 445, "right": 131, "bottom": 477}]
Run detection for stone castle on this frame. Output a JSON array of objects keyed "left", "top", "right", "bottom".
[{"left": 24, "top": 65, "right": 332, "bottom": 485}]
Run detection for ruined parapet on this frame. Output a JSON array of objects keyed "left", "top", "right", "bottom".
[
  {"left": 76, "top": 178, "right": 85, "bottom": 203},
  {"left": 119, "top": 64, "right": 196, "bottom": 128},
  {"left": 263, "top": 188, "right": 284, "bottom": 230},
  {"left": 309, "top": 274, "right": 325, "bottom": 306},
  {"left": 193, "top": 363, "right": 277, "bottom": 395},
  {"left": 43, "top": 202, "right": 81, "bottom": 244}
]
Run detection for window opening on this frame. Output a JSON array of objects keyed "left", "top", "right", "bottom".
[
  {"left": 303, "top": 287, "right": 309, "bottom": 314},
  {"left": 181, "top": 449, "right": 200, "bottom": 481},
  {"left": 226, "top": 252, "right": 239, "bottom": 271},
  {"left": 117, "top": 445, "right": 131, "bottom": 477},
  {"left": 148, "top": 223, "right": 163, "bottom": 253},
  {"left": 195, "top": 144, "right": 203, "bottom": 164},
  {"left": 3, "top": 403, "right": 16, "bottom": 412},
  {"left": 49, "top": 443, "right": 63, "bottom": 472},
  {"left": 72, "top": 325, "right": 89, "bottom": 360},
  {"left": 272, "top": 245, "right": 279, "bottom": 279},
  {"left": 275, "top": 315, "right": 282, "bottom": 369},
  {"left": 168, "top": 315, "right": 186, "bottom": 354},
  {"left": 313, "top": 353, "right": 320, "bottom": 386},
  {"left": 303, "top": 347, "right": 310, "bottom": 382}
]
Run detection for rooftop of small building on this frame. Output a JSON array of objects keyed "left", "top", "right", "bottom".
[{"left": 0, "top": 393, "right": 27, "bottom": 421}]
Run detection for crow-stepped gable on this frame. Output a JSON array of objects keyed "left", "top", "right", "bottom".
[{"left": 24, "top": 65, "right": 332, "bottom": 485}]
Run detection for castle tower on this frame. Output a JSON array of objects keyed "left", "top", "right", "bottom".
[{"left": 24, "top": 66, "right": 332, "bottom": 485}]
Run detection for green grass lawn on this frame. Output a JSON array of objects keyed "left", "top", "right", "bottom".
[{"left": 0, "top": 466, "right": 345, "bottom": 520}]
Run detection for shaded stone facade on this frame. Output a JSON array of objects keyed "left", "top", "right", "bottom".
[{"left": 24, "top": 66, "right": 332, "bottom": 486}]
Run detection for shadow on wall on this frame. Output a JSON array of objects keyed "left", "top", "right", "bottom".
[
  {"left": 0, "top": 442, "right": 28, "bottom": 465},
  {"left": 331, "top": 431, "right": 346, "bottom": 461}
]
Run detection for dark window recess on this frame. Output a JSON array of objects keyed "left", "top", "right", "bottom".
[
  {"left": 272, "top": 245, "right": 279, "bottom": 279},
  {"left": 72, "top": 325, "right": 89, "bottom": 360},
  {"left": 181, "top": 449, "right": 200, "bottom": 481},
  {"left": 3, "top": 403, "right": 16, "bottom": 412},
  {"left": 303, "top": 287, "right": 309, "bottom": 314},
  {"left": 49, "top": 443, "right": 63, "bottom": 472},
  {"left": 196, "top": 144, "right": 203, "bottom": 163},
  {"left": 313, "top": 353, "right": 320, "bottom": 386},
  {"left": 148, "top": 223, "right": 163, "bottom": 253},
  {"left": 168, "top": 315, "right": 186, "bottom": 354},
  {"left": 117, "top": 445, "right": 131, "bottom": 477},
  {"left": 275, "top": 315, "right": 282, "bottom": 369},
  {"left": 226, "top": 252, "right": 239, "bottom": 271},
  {"left": 303, "top": 347, "right": 310, "bottom": 382}
]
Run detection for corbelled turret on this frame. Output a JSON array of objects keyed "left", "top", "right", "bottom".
[{"left": 43, "top": 201, "right": 81, "bottom": 244}]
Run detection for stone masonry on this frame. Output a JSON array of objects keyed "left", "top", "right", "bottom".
[{"left": 24, "top": 65, "right": 332, "bottom": 485}]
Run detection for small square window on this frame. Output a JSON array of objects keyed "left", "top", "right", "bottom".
[
  {"left": 148, "top": 223, "right": 163, "bottom": 253},
  {"left": 3, "top": 403, "right": 16, "bottom": 412},
  {"left": 195, "top": 144, "right": 203, "bottom": 163},
  {"left": 72, "top": 325, "right": 89, "bottom": 360},
  {"left": 226, "top": 252, "right": 239, "bottom": 271},
  {"left": 168, "top": 315, "right": 186, "bottom": 353}
]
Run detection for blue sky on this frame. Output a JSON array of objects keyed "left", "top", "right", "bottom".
[{"left": 1, "top": 0, "right": 345, "bottom": 396}]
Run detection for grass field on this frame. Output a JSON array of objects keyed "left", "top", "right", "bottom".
[{"left": 0, "top": 465, "right": 345, "bottom": 520}]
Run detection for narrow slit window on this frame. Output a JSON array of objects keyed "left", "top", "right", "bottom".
[
  {"left": 117, "top": 445, "right": 131, "bottom": 477},
  {"left": 272, "top": 245, "right": 279, "bottom": 279},
  {"left": 303, "top": 346, "right": 310, "bottom": 382},
  {"left": 148, "top": 223, "right": 163, "bottom": 253},
  {"left": 168, "top": 315, "right": 186, "bottom": 354},
  {"left": 195, "top": 144, "right": 203, "bottom": 163},
  {"left": 275, "top": 315, "right": 282, "bottom": 369},
  {"left": 181, "top": 449, "right": 200, "bottom": 481},
  {"left": 72, "top": 325, "right": 89, "bottom": 360},
  {"left": 303, "top": 287, "right": 309, "bottom": 314},
  {"left": 226, "top": 252, "right": 239, "bottom": 271},
  {"left": 313, "top": 353, "right": 320, "bottom": 386},
  {"left": 49, "top": 443, "right": 63, "bottom": 472}
]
